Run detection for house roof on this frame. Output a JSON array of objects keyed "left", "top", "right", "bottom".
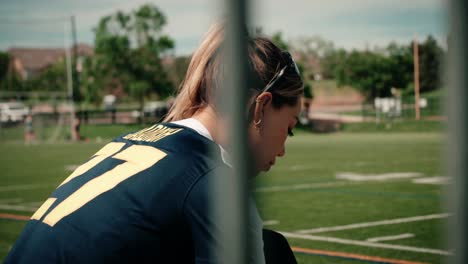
[{"left": 8, "top": 44, "right": 93, "bottom": 71}]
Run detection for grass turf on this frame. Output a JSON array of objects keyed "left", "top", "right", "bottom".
[
  {"left": 0, "top": 130, "right": 447, "bottom": 263},
  {"left": 255, "top": 132, "right": 446, "bottom": 263}
]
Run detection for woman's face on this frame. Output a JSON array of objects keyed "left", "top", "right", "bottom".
[{"left": 249, "top": 93, "right": 302, "bottom": 173}]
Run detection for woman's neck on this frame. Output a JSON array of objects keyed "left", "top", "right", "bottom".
[{"left": 191, "top": 105, "right": 228, "bottom": 147}]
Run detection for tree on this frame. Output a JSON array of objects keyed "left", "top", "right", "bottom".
[
  {"left": 385, "top": 42, "right": 413, "bottom": 93},
  {"left": 334, "top": 50, "right": 403, "bottom": 100},
  {"left": 329, "top": 37, "right": 444, "bottom": 101},
  {"left": 0, "top": 52, "right": 23, "bottom": 92},
  {"left": 87, "top": 4, "right": 175, "bottom": 107},
  {"left": 291, "top": 36, "right": 335, "bottom": 80},
  {"left": 297, "top": 63, "right": 313, "bottom": 99},
  {"left": 417, "top": 35, "right": 444, "bottom": 93},
  {"left": 80, "top": 57, "right": 105, "bottom": 106},
  {"left": 292, "top": 36, "right": 335, "bottom": 59},
  {"left": 165, "top": 55, "right": 191, "bottom": 89},
  {"left": 26, "top": 60, "right": 67, "bottom": 92},
  {"left": 321, "top": 48, "right": 347, "bottom": 79},
  {"left": 0, "top": 52, "right": 9, "bottom": 82},
  {"left": 271, "top": 32, "right": 289, "bottom": 50}
]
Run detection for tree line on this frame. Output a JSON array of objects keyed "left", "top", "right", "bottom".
[
  {"left": 0, "top": 4, "right": 178, "bottom": 109},
  {"left": 292, "top": 35, "right": 445, "bottom": 101},
  {"left": 0, "top": 4, "right": 445, "bottom": 106}
]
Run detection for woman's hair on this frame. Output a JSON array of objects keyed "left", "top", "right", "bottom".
[{"left": 163, "top": 23, "right": 304, "bottom": 122}]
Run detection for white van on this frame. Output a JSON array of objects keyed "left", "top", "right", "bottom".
[{"left": 0, "top": 102, "right": 29, "bottom": 123}]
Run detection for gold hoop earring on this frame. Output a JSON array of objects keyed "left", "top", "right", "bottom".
[{"left": 254, "top": 119, "right": 262, "bottom": 132}]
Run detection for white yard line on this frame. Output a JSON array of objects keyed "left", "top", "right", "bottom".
[
  {"left": 254, "top": 181, "right": 351, "bottom": 193},
  {"left": 0, "top": 183, "right": 55, "bottom": 192},
  {"left": 412, "top": 177, "right": 451, "bottom": 185},
  {"left": 64, "top": 165, "right": 80, "bottom": 171},
  {"left": 281, "top": 232, "right": 452, "bottom": 256},
  {"left": 0, "top": 204, "right": 37, "bottom": 212},
  {"left": 0, "top": 198, "right": 43, "bottom": 212},
  {"left": 263, "top": 220, "right": 279, "bottom": 226},
  {"left": 296, "top": 213, "right": 450, "bottom": 234},
  {"left": 366, "top": 233, "right": 414, "bottom": 242},
  {"left": 336, "top": 172, "right": 423, "bottom": 182},
  {"left": 275, "top": 165, "right": 317, "bottom": 172}
]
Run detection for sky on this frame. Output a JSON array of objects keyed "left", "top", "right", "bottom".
[{"left": 0, "top": 0, "right": 448, "bottom": 55}]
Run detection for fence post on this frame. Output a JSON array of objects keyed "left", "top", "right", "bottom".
[
  {"left": 214, "top": 0, "right": 252, "bottom": 263},
  {"left": 447, "top": 0, "right": 468, "bottom": 263}
]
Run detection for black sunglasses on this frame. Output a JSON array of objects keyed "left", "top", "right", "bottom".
[{"left": 260, "top": 51, "right": 300, "bottom": 93}]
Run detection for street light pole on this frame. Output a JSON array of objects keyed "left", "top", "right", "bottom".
[{"left": 413, "top": 34, "right": 420, "bottom": 121}]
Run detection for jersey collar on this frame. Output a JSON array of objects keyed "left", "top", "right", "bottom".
[{"left": 171, "top": 118, "right": 232, "bottom": 168}]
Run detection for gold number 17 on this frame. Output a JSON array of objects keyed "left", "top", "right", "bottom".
[{"left": 31, "top": 142, "right": 167, "bottom": 227}]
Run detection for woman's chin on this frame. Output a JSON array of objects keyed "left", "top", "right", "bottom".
[
  {"left": 252, "top": 161, "right": 272, "bottom": 175},
  {"left": 261, "top": 163, "right": 272, "bottom": 172}
]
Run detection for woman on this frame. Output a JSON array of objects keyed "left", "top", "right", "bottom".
[
  {"left": 6, "top": 23, "right": 303, "bottom": 264},
  {"left": 24, "top": 114, "right": 34, "bottom": 144}
]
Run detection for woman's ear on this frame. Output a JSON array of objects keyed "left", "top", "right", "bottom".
[
  {"left": 256, "top": 92, "right": 272, "bottom": 107},
  {"left": 253, "top": 92, "right": 273, "bottom": 123}
]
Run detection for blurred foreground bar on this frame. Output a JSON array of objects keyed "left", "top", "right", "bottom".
[
  {"left": 214, "top": 0, "right": 251, "bottom": 263},
  {"left": 447, "top": 0, "right": 468, "bottom": 263}
]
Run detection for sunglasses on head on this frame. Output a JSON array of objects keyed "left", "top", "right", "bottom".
[{"left": 260, "top": 51, "right": 300, "bottom": 93}]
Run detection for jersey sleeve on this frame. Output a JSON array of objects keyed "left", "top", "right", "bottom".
[
  {"left": 183, "top": 168, "right": 219, "bottom": 264},
  {"left": 183, "top": 168, "right": 266, "bottom": 264}
]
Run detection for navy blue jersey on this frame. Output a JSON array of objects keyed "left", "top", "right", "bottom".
[{"left": 6, "top": 123, "right": 229, "bottom": 264}]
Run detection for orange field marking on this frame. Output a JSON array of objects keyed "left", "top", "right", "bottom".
[
  {"left": 292, "top": 246, "right": 427, "bottom": 264},
  {"left": 0, "top": 213, "right": 29, "bottom": 221},
  {"left": 0, "top": 213, "right": 433, "bottom": 264}
]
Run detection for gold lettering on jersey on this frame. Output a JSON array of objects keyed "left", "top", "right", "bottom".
[{"left": 123, "top": 125, "right": 182, "bottom": 142}]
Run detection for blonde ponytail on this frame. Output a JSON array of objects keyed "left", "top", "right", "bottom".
[{"left": 164, "top": 23, "right": 225, "bottom": 121}]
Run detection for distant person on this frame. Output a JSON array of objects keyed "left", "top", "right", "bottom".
[
  {"left": 111, "top": 108, "right": 116, "bottom": 124},
  {"left": 72, "top": 116, "right": 81, "bottom": 141},
  {"left": 24, "top": 114, "right": 34, "bottom": 144},
  {"left": 83, "top": 109, "right": 89, "bottom": 124},
  {"left": 6, "top": 23, "right": 303, "bottom": 263}
]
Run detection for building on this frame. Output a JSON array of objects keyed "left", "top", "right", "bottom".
[{"left": 8, "top": 44, "right": 93, "bottom": 80}]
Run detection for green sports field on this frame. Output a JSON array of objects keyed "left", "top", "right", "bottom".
[
  {"left": 0, "top": 129, "right": 448, "bottom": 263},
  {"left": 255, "top": 132, "right": 448, "bottom": 263}
]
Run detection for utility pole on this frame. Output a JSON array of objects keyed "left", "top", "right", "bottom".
[
  {"left": 70, "top": 16, "right": 79, "bottom": 141},
  {"left": 64, "top": 20, "right": 74, "bottom": 141},
  {"left": 71, "top": 16, "right": 80, "bottom": 104},
  {"left": 7, "top": 55, "right": 12, "bottom": 91},
  {"left": 413, "top": 34, "right": 420, "bottom": 120}
]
